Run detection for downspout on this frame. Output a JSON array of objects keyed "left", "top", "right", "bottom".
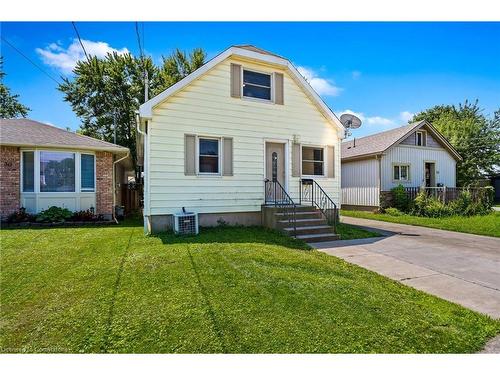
[
  {"left": 135, "top": 112, "right": 149, "bottom": 232},
  {"left": 113, "top": 150, "right": 130, "bottom": 223}
]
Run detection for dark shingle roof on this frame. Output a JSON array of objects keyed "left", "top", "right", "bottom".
[
  {"left": 0, "top": 119, "right": 128, "bottom": 153},
  {"left": 341, "top": 121, "right": 424, "bottom": 160}
]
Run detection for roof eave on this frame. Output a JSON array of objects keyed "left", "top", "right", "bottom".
[
  {"left": 341, "top": 152, "right": 384, "bottom": 162},
  {"left": 0, "top": 142, "right": 129, "bottom": 154}
]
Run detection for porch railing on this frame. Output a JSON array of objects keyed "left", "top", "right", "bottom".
[
  {"left": 264, "top": 178, "right": 297, "bottom": 237},
  {"left": 299, "top": 178, "right": 338, "bottom": 232}
]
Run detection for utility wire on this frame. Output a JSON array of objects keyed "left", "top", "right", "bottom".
[
  {"left": 71, "top": 21, "right": 91, "bottom": 63},
  {"left": 0, "top": 35, "right": 62, "bottom": 85},
  {"left": 135, "top": 22, "right": 148, "bottom": 102},
  {"left": 135, "top": 22, "right": 145, "bottom": 61}
]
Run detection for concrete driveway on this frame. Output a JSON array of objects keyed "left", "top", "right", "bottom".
[{"left": 312, "top": 216, "right": 500, "bottom": 319}]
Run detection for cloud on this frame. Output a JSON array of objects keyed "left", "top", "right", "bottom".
[
  {"left": 36, "top": 39, "right": 129, "bottom": 73},
  {"left": 399, "top": 111, "right": 415, "bottom": 123},
  {"left": 351, "top": 70, "right": 361, "bottom": 80},
  {"left": 297, "top": 66, "right": 342, "bottom": 96},
  {"left": 337, "top": 109, "right": 396, "bottom": 128}
]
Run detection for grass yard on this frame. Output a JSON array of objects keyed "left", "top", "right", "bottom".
[
  {"left": 341, "top": 210, "right": 500, "bottom": 237},
  {"left": 335, "top": 222, "right": 381, "bottom": 240},
  {"left": 1, "top": 221, "right": 499, "bottom": 353}
]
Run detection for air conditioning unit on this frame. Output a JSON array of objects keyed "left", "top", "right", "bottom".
[{"left": 173, "top": 210, "right": 199, "bottom": 235}]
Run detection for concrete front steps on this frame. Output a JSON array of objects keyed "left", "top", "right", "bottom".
[{"left": 263, "top": 205, "right": 339, "bottom": 243}]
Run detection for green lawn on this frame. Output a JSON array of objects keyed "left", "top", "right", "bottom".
[
  {"left": 335, "top": 223, "right": 381, "bottom": 240},
  {"left": 1, "top": 222, "right": 499, "bottom": 353},
  {"left": 341, "top": 210, "right": 500, "bottom": 237}
]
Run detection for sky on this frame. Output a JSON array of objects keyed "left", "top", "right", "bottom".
[{"left": 1, "top": 22, "right": 499, "bottom": 137}]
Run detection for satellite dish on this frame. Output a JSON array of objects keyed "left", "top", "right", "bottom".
[{"left": 340, "top": 113, "right": 362, "bottom": 129}]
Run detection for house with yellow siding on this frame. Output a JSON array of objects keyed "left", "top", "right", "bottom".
[{"left": 137, "top": 45, "right": 345, "bottom": 240}]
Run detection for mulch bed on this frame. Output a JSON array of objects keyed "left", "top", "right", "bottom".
[{"left": 1, "top": 221, "right": 116, "bottom": 229}]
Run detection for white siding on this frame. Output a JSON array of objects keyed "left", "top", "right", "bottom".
[
  {"left": 147, "top": 56, "right": 341, "bottom": 216},
  {"left": 381, "top": 145, "right": 457, "bottom": 190},
  {"left": 341, "top": 158, "right": 379, "bottom": 207}
]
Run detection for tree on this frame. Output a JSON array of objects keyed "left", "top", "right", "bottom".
[
  {"left": 0, "top": 57, "right": 30, "bottom": 118},
  {"left": 58, "top": 48, "right": 206, "bottom": 166},
  {"left": 411, "top": 100, "right": 500, "bottom": 186}
]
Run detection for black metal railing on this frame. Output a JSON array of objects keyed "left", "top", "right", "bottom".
[
  {"left": 299, "top": 178, "right": 338, "bottom": 231},
  {"left": 264, "top": 178, "right": 297, "bottom": 237}
]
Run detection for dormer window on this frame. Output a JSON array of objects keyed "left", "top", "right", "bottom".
[
  {"left": 416, "top": 131, "right": 426, "bottom": 146},
  {"left": 242, "top": 69, "right": 272, "bottom": 101}
]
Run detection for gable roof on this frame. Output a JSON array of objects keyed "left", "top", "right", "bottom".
[
  {"left": 0, "top": 119, "right": 129, "bottom": 153},
  {"left": 341, "top": 120, "right": 462, "bottom": 161},
  {"left": 139, "top": 45, "right": 345, "bottom": 137}
]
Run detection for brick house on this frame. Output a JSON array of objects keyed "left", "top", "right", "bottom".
[{"left": 0, "top": 119, "right": 131, "bottom": 221}]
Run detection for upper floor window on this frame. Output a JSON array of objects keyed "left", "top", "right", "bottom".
[
  {"left": 416, "top": 131, "right": 426, "bottom": 146},
  {"left": 243, "top": 70, "right": 271, "bottom": 101},
  {"left": 302, "top": 146, "right": 324, "bottom": 176},
  {"left": 198, "top": 138, "right": 220, "bottom": 174}
]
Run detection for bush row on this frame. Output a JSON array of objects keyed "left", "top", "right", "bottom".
[
  {"left": 387, "top": 185, "right": 494, "bottom": 218},
  {"left": 6, "top": 206, "right": 105, "bottom": 223}
]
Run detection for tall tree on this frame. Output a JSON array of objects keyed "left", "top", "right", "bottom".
[
  {"left": 411, "top": 100, "right": 500, "bottom": 186},
  {"left": 59, "top": 48, "right": 206, "bottom": 165},
  {"left": 0, "top": 57, "right": 30, "bottom": 118}
]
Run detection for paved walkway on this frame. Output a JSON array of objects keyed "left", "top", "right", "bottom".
[{"left": 312, "top": 216, "right": 500, "bottom": 319}]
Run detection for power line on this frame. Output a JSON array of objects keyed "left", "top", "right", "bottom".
[
  {"left": 0, "top": 35, "right": 62, "bottom": 85},
  {"left": 71, "top": 21, "right": 90, "bottom": 63},
  {"left": 135, "top": 22, "right": 144, "bottom": 60},
  {"left": 135, "top": 22, "right": 148, "bottom": 102}
]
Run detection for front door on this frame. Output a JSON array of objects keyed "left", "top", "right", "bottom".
[
  {"left": 265, "top": 142, "right": 285, "bottom": 186},
  {"left": 425, "top": 162, "right": 436, "bottom": 187}
]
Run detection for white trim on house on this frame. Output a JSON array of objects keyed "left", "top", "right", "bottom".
[{"left": 139, "top": 46, "right": 345, "bottom": 137}]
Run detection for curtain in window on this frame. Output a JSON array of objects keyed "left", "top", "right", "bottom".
[{"left": 81, "top": 154, "right": 95, "bottom": 191}]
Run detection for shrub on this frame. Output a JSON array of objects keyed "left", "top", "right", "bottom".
[
  {"left": 72, "top": 209, "right": 96, "bottom": 222},
  {"left": 412, "top": 191, "right": 451, "bottom": 218},
  {"left": 36, "top": 206, "right": 73, "bottom": 223},
  {"left": 391, "top": 184, "right": 410, "bottom": 212},
  {"left": 384, "top": 207, "right": 404, "bottom": 216},
  {"left": 6, "top": 207, "right": 36, "bottom": 223}
]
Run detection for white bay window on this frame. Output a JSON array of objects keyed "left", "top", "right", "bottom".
[{"left": 22, "top": 150, "right": 96, "bottom": 193}]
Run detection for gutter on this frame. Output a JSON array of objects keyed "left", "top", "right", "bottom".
[
  {"left": 1, "top": 142, "right": 128, "bottom": 154},
  {"left": 112, "top": 150, "right": 130, "bottom": 223}
]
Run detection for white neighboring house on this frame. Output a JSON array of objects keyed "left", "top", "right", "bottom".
[
  {"left": 341, "top": 120, "right": 462, "bottom": 210},
  {"left": 137, "top": 45, "right": 345, "bottom": 234}
]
